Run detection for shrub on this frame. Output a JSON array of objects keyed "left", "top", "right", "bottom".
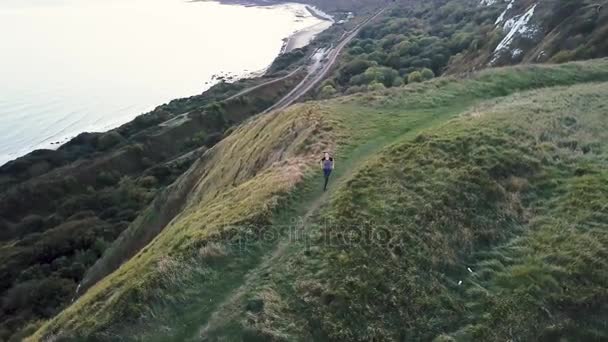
[
  {"left": 16, "top": 215, "right": 45, "bottom": 236},
  {"left": 199, "top": 242, "right": 228, "bottom": 261},
  {"left": 345, "top": 85, "right": 369, "bottom": 94},
  {"left": 204, "top": 132, "right": 223, "bottom": 147},
  {"left": 97, "top": 132, "right": 125, "bottom": 151},
  {"left": 2, "top": 277, "right": 75, "bottom": 315},
  {"left": 421, "top": 68, "right": 435, "bottom": 80},
  {"left": 408, "top": 71, "right": 423, "bottom": 83},
  {"left": 392, "top": 77, "right": 404, "bottom": 87},
  {"left": 269, "top": 48, "right": 306, "bottom": 72},
  {"left": 183, "top": 132, "right": 207, "bottom": 150},
  {"left": 137, "top": 176, "right": 158, "bottom": 188},
  {"left": 337, "top": 59, "right": 374, "bottom": 85},
  {"left": 320, "top": 85, "right": 337, "bottom": 99},
  {"left": 369, "top": 82, "right": 387, "bottom": 92},
  {"left": 365, "top": 66, "right": 400, "bottom": 87},
  {"left": 550, "top": 50, "right": 576, "bottom": 63},
  {"left": 97, "top": 171, "right": 120, "bottom": 187}
]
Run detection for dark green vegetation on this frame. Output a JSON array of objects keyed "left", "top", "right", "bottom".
[
  {"left": 322, "top": 0, "right": 608, "bottom": 95},
  {"left": 27, "top": 60, "right": 608, "bottom": 341},
  {"left": 0, "top": 62, "right": 306, "bottom": 341},
  {"left": 327, "top": 0, "right": 489, "bottom": 92}
]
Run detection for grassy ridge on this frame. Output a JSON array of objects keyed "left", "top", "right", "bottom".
[
  {"left": 196, "top": 60, "right": 608, "bottom": 340},
  {"left": 29, "top": 104, "right": 335, "bottom": 340},
  {"left": 230, "top": 79, "right": 608, "bottom": 340},
  {"left": 30, "top": 59, "right": 608, "bottom": 340},
  {"left": 0, "top": 44, "right": 313, "bottom": 341},
  {"left": 447, "top": 84, "right": 608, "bottom": 341}
]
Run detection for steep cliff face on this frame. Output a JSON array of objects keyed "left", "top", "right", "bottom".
[{"left": 460, "top": 0, "right": 608, "bottom": 70}]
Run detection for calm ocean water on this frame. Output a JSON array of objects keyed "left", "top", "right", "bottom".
[{"left": 0, "top": 0, "right": 325, "bottom": 165}]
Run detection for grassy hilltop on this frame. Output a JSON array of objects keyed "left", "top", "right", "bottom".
[
  {"left": 29, "top": 59, "right": 608, "bottom": 341},
  {"left": 2, "top": 0, "right": 608, "bottom": 339}
]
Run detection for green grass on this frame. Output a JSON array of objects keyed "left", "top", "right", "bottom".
[
  {"left": 230, "top": 81, "right": 608, "bottom": 341},
  {"left": 28, "top": 102, "right": 335, "bottom": 340},
  {"left": 30, "top": 59, "right": 608, "bottom": 341}
]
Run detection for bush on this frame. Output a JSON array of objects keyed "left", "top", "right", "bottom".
[
  {"left": 408, "top": 71, "right": 423, "bottom": 83},
  {"left": 369, "top": 82, "right": 387, "bottom": 92},
  {"left": 320, "top": 85, "right": 337, "bottom": 99},
  {"left": 366, "top": 66, "right": 400, "bottom": 87},
  {"left": 269, "top": 48, "right": 306, "bottom": 72},
  {"left": 204, "top": 132, "right": 224, "bottom": 147},
  {"left": 421, "top": 68, "right": 435, "bottom": 80},
  {"left": 15, "top": 215, "right": 45, "bottom": 236},
  {"left": 345, "top": 85, "right": 369, "bottom": 95},
  {"left": 137, "top": 176, "right": 158, "bottom": 188},
  {"left": 97, "top": 132, "right": 125, "bottom": 151},
  {"left": 550, "top": 50, "right": 576, "bottom": 63},
  {"left": 8, "top": 320, "right": 42, "bottom": 342},
  {"left": 2, "top": 277, "right": 75, "bottom": 315},
  {"left": 337, "top": 59, "right": 374, "bottom": 85},
  {"left": 97, "top": 171, "right": 120, "bottom": 187}
]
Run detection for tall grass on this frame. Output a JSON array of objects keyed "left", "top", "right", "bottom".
[
  {"left": 242, "top": 81, "right": 608, "bottom": 341},
  {"left": 30, "top": 59, "right": 608, "bottom": 341}
]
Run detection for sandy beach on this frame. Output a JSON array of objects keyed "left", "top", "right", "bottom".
[
  {"left": 208, "top": 0, "right": 334, "bottom": 53},
  {"left": 282, "top": 6, "right": 334, "bottom": 53}
]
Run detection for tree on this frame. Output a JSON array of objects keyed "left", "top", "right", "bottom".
[
  {"left": 392, "top": 77, "right": 404, "bottom": 87},
  {"left": 369, "top": 82, "right": 386, "bottom": 92},
  {"left": 363, "top": 66, "right": 400, "bottom": 87},
  {"left": 349, "top": 46, "right": 365, "bottom": 55},
  {"left": 350, "top": 73, "right": 374, "bottom": 86},
  {"left": 408, "top": 71, "right": 423, "bottom": 83},
  {"left": 97, "top": 132, "right": 125, "bottom": 151},
  {"left": 337, "top": 59, "right": 373, "bottom": 85},
  {"left": 368, "top": 50, "right": 388, "bottom": 64},
  {"left": 320, "top": 85, "right": 337, "bottom": 99},
  {"left": 421, "top": 68, "right": 435, "bottom": 80}
]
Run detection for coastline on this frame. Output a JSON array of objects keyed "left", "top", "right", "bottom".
[
  {"left": 206, "top": 0, "right": 335, "bottom": 54},
  {"left": 305, "top": 4, "right": 333, "bottom": 21},
  {"left": 0, "top": 1, "right": 333, "bottom": 167},
  {"left": 281, "top": 5, "right": 334, "bottom": 53}
]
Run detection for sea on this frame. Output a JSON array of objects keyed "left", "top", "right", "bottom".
[{"left": 0, "top": 0, "right": 328, "bottom": 165}]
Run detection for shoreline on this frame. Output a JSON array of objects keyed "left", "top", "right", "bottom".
[
  {"left": 207, "top": 0, "right": 335, "bottom": 54},
  {"left": 0, "top": 1, "right": 333, "bottom": 168},
  {"left": 305, "top": 5, "right": 333, "bottom": 21},
  {"left": 281, "top": 5, "right": 334, "bottom": 53}
]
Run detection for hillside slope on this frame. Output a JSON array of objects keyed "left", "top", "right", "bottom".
[
  {"left": 4, "top": 1, "right": 608, "bottom": 338},
  {"left": 0, "top": 58, "right": 307, "bottom": 341},
  {"left": 322, "top": 0, "right": 608, "bottom": 96},
  {"left": 226, "top": 79, "right": 608, "bottom": 341},
  {"left": 460, "top": 0, "right": 608, "bottom": 69},
  {"left": 29, "top": 59, "right": 608, "bottom": 341}
]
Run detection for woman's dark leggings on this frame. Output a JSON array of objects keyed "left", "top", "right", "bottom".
[{"left": 323, "top": 168, "right": 332, "bottom": 190}]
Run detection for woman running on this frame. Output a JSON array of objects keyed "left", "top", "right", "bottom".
[{"left": 321, "top": 152, "right": 334, "bottom": 191}]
